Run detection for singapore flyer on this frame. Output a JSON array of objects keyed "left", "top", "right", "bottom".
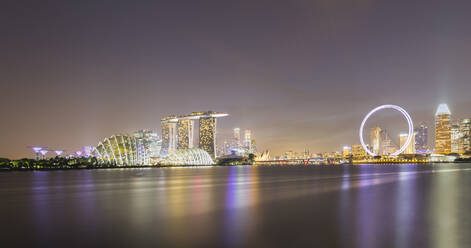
[{"left": 359, "top": 105, "right": 414, "bottom": 157}]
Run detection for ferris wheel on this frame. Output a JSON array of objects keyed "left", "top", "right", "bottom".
[{"left": 359, "top": 105, "right": 414, "bottom": 156}]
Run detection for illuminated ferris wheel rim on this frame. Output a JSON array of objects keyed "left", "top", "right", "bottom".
[{"left": 359, "top": 105, "right": 414, "bottom": 157}]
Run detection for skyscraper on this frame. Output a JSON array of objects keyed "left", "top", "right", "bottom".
[
  {"left": 244, "top": 129, "right": 252, "bottom": 153},
  {"left": 459, "top": 119, "right": 471, "bottom": 153},
  {"left": 380, "top": 130, "right": 397, "bottom": 156},
  {"left": 399, "top": 133, "right": 415, "bottom": 154},
  {"left": 233, "top": 128, "right": 241, "bottom": 150},
  {"left": 435, "top": 104, "right": 451, "bottom": 154},
  {"left": 134, "top": 129, "right": 161, "bottom": 163},
  {"left": 370, "top": 126, "right": 382, "bottom": 155},
  {"left": 160, "top": 117, "right": 177, "bottom": 156},
  {"left": 161, "top": 111, "right": 228, "bottom": 158},
  {"left": 199, "top": 117, "right": 217, "bottom": 157},
  {"left": 343, "top": 146, "right": 352, "bottom": 157},
  {"left": 177, "top": 119, "right": 194, "bottom": 149},
  {"left": 352, "top": 144, "right": 367, "bottom": 158},
  {"left": 451, "top": 122, "right": 461, "bottom": 153},
  {"left": 414, "top": 122, "right": 428, "bottom": 152}
]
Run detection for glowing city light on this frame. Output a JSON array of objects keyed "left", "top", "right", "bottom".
[
  {"left": 54, "top": 150, "right": 64, "bottom": 156},
  {"left": 359, "top": 105, "right": 414, "bottom": 156},
  {"left": 29, "top": 146, "right": 44, "bottom": 160},
  {"left": 39, "top": 150, "right": 48, "bottom": 156},
  {"left": 83, "top": 146, "right": 93, "bottom": 157},
  {"left": 30, "top": 147, "right": 43, "bottom": 153},
  {"left": 75, "top": 151, "right": 83, "bottom": 157}
]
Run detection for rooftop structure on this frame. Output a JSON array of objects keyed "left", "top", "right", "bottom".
[
  {"left": 435, "top": 104, "right": 451, "bottom": 116},
  {"left": 161, "top": 111, "right": 228, "bottom": 158}
]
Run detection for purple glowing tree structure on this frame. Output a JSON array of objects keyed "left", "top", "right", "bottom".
[
  {"left": 83, "top": 146, "right": 93, "bottom": 157},
  {"left": 54, "top": 150, "right": 64, "bottom": 157},
  {"left": 28, "top": 146, "right": 44, "bottom": 160},
  {"left": 39, "top": 150, "right": 49, "bottom": 160},
  {"left": 75, "top": 151, "right": 83, "bottom": 158}
]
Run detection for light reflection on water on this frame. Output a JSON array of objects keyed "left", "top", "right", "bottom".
[{"left": 1, "top": 164, "right": 471, "bottom": 247}]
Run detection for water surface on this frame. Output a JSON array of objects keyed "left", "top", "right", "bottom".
[{"left": 1, "top": 164, "right": 471, "bottom": 247}]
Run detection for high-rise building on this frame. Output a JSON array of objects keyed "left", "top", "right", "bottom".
[
  {"left": 134, "top": 129, "right": 161, "bottom": 164},
  {"left": 352, "top": 144, "right": 367, "bottom": 158},
  {"left": 459, "top": 119, "right": 471, "bottom": 153},
  {"left": 161, "top": 111, "right": 228, "bottom": 158},
  {"left": 199, "top": 117, "right": 217, "bottom": 158},
  {"left": 370, "top": 126, "right": 382, "bottom": 155},
  {"left": 244, "top": 129, "right": 252, "bottom": 154},
  {"left": 435, "top": 104, "right": 452, "bottom": 154},
  {"left": 251, "top": 139, "right": 258, "bottom": 155},
  {"left": 343, "top": 146, "right": 352, "bottom": 157},
  {"left": 303, "top": 148, "right": 310, "bottom": 159},
  {"left": 380, "top": 130, "right": 397, "bottom": 156},
  {"left": 160, "top": 117, "right": 177, "bottom": 156},
  {"left": 177, "top": 119, "right": 194, "bottom": 149},
  {"left": 399, "top": 133, "right": 415, "bottom": 154},
  {"left": 414, "top": 122, "right": 428, "bottom": 152},
  {"left": 451, "top": 122, "right": 461, "bottom": 153},
  {"left": 233, "top": 128, "right": 241, "bottom": 149}
]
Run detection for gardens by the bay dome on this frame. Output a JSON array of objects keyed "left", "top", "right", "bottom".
[{"left": 161, "top": 148, "right": 214, "bottom": 166}]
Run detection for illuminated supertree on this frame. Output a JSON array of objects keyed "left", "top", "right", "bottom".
[
  {"left": 54, "top": 150, "right": 65, "bottom": 157},
  {"left": 39, "top": 150, "right": 49, "bottom": 160},
  {"left": 75, "top": 151, "right": 83, "bottom": 157},
  {"left": 83, "top": 146, "right": 93, "bottom": 157},
  {"left": 28, "top": 146, "right": 44, "bottom": 161}
]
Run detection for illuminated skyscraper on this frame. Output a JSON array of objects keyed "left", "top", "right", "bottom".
[
  {"left": 370, "top": 126, "right": 382, "bottom": 155},
  {"left": 380, "top": 130, "right": 397, "bottom": 156},
  {"left": 244, "top": 129, "right": 252, "bottom": 153},
  {"left": 177, "top": 119, "right": 194, "bottom": 149},
  {"left": 160, "top": 117, "right": 177, "bottom": 156},
  {"left": 399, "top": 133, "right": 415, "bottom": 154},
  {"left": 352, "top": 144, "right": 367, "bottom": 158},
  {"left": 414, "top": 122, "right": 428, "bottom": 151},
  {"left": 459, "top": 119, "right": 471, "bottom": 153},
  {"left": 435, "top": 104, "right": 451, "bottom": 154},
  {"left": 343, "top": 146, "right": 352, "bottom": 157},
  {"left": 134, "top": 129, "right": 161, "bottom": 164},
  {"left": 451, "top": 122, "right": 461, "bottom": 153},
  {"left": 199, "top": 117, "right": 217, "bottom": 157},
  {"left": 233, "top": 128, "right": 241, "bottom": 149},
  {"left": 161, "top": 111, "right": 228, "bottom": 158}
]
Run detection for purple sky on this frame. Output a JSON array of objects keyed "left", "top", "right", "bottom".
[{"left": 1, "top": 0, "right": 471, "bottom": 159}]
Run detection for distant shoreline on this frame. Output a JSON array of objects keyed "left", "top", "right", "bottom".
[{"left": 3, "top": 161, "right": 471, "bottom": 172}]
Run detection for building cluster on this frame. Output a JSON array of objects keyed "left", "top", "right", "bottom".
[
  {"left": 344, "top": 104, "right": 471, "bottom": 160},
  {"left": 265, "top": 103, "right": 471, "bottom": 163},
  {"left": 219, "top": 128, "right": 257, "bottom": 156},
  {"left": 160, "top": 111, "right": 228, "bottom": 158},
  {"left": 92, "top": 111, "right": 229, "bottom": 166},
  {"left": 30, "top": 110, "right": 267, "bottom": 166}
]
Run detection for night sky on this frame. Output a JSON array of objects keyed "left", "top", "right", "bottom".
[{"left": 1, "top": 0, "right": 471, "bottom": 159}]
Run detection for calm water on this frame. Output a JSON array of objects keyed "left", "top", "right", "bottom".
[{"left": 1, "top": 164, "right": 471, "bottom": 248}]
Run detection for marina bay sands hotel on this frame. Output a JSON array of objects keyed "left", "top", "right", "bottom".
[{"left": 160, "top": 111, "right": 228, "bottom": 158}]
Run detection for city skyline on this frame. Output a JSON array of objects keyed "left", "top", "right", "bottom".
[{"left": 2, "top": 1, "right": 471, "bottom": 159}]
